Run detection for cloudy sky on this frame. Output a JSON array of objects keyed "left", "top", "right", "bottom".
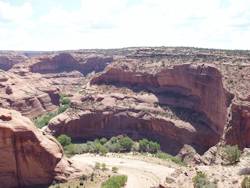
[{"left": 0, "top": 0, "right": 249, "bottom": 50}]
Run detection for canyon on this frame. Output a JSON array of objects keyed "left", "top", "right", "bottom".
[{"left": 0, "top": 47, "right": 250, "bottom": 187}]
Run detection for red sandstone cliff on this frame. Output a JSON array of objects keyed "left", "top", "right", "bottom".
[{"left": 0, "top": 108, "right": 90, "bottom": 188}]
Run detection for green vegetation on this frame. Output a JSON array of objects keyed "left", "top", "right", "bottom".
[
  {"left": 154, "top": 152, "right": 185, "bottom": 166},
  {"left": 101, "top": 175, "right": 128, "bottom": 188},
  {"left": 112, "top": 167, "right": 118, "bottom": 173},
  {"left": 101, "top": 163, "right": 107, "bottom": 171},
  {"left": 34, "top": 94, "right": 71, "bottom": 128},
  {"left": 192, "top": 171, "right": 217, "bottom": 188},
  {"left": 95, "top": 162, "right": 101, "bottom": 170},
  {"left": 222, "top": 145, "right": 241, "bottom": 164},
  {"left": 60, "top": 134, "right": 185, "bottom": 165},
  {"left": 139, "top": 138, "right": 160, "bottom": 153},
  {"left": 57, "top": 134, "right": 72, "bottom": 147},
  {"left": 242, "top": 177, "right": 250, "bottom": 188}
]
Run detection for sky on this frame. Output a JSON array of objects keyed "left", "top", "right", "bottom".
[{"left": 0, "top": 0, "right": 249, "bottom": 51}]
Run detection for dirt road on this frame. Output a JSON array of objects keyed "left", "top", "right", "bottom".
[{"left": 71, "top": 154, "right": 175, "bottom": 188}]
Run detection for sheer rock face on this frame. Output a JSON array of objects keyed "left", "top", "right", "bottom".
[
  {"left": 0, "top": 71, "right": 60, "bottom": 118},
  {"left": 91, "top": 63, "right": 232, "bottom": 135},
  {"left": 47, "top": 104, "right": 218, "bottom": 154},
  {"left": 225, "top": 101, "right": 250, "bottom": 148},
  {"left": 0, "top": 108, "right": 88, "bottom": 188},
  {"left": 30, "top": 53, "right": 113, "bottom": 75}
]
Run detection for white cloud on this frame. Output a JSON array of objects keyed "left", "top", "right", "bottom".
[
  {"left": 0, "top": 1, "right": 32, "bottom": 22},
  {"left": 0, "top": 0, "right": 249, "bottom": 50}
]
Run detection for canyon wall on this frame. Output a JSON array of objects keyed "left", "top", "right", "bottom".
[
  {"left": 91, "top": 63, "right": 232, "bottom": 135},
  {"left": 47, "top": 63, "right": 231, "bottom": 154}
]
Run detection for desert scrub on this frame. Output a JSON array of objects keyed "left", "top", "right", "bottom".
[
  {"left": 57, "top": 134, "right": 72, "bottom": 147},
  {"left": 139, "top": 138, "right": 160, "bottom": 153},
  {"left": 33, "top": 94, "right": 71, "bottom": 128},
  {"left": 242, "top": 177, "right": 250, "bottom": 188},
  {"left": 192, "top": 171, "right": 217, "bottom": 188},
  {"left": 95, "top": 162, "right": 101, "bottom": 170},
  {"left": 112, "top": 167, "right": 118, "bottom": 173},
  {"left": 101, "top": 175, "right": 128, "bottom": 188},
  {"left": 222, "top": 145, "right": 241, "bottom": 164},
  {"left": 154, "top": 152, "right": 186, "bottom": 166},
  {"left": 34, "top": 112, "right": 57, "bottom": 128}
]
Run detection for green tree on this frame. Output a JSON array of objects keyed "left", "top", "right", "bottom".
[
  {"left": 57, "top": 134, "right": 72, "bottom": 147},
  {"left": 119, "top": 136, "right": 133, "bottom": 152}
]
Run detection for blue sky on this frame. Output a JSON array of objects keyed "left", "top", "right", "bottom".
[{"left": 0, "top": 0, "right": 249, "bottom": 50}]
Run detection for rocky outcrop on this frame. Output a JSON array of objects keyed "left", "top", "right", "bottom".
[
  {"left": 0, "top": 54, "right": 27, "bottom": 71},
  {"left": 30, "top": 53, "right": 113, "bottom": 75},
  {"left": 0, "top": 108, "right": 90, "bottom": 188},
  {"left": 0, "top": 71, "right": 60, "bottom": 118},
  {"left": 91, "top": 63, "right": 232, "bottom": 135},
  {"left": 225, "top": 101, "right": 250, "bottom": 148}
]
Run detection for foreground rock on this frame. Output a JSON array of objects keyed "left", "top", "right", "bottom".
[{"left": 0, "top": 108, "right": 90, "bottom": 188}]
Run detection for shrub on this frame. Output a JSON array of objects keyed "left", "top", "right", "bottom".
[
  {"left": 139, "top": 139, "right": 149, "bottom": 152},
  {"left": 101, "top": 163, "right": 107, "bottom": 171},
  {"left": 34, "top": 112, "right": 57, "bottom": 128},
  {"left": 64, "top": 144, "right": 77, "bottom": 155},
  {"left": 58, "top": 104, "right": 69, "bottom": 113},
  {"left": 104, "top": 142, "right": 122, "bottom": 153},
  {"left": 99, "top": 145, "right": 108, "bottom": 156},
  {"left": 222, "top": 145, "right": 241, "bottom": 164},
  {"left": 57, "top": 134, "right": 72, "bottom": 147},
  {"left": 100, "top": 137, "right": 108, "bottom": 145},
  {"left": 139, "top": 139, "right": 160, "bottom": 153},
  {"left": 192, "top": 171, "right": 217, "bottom": 188},
  {"left": 119, "top": 136, "right": 133, "bottom": 152},
  {"left": 101, "top": 175, "right": 128, "bottom": 188},
  {"left": 154, "top": 152, "right": 185, "bottom": 166},
  {"left": 34, "top": 94, "right": 70, "bottom": 128},
  {"left": 242, "top": 177, "right": 250, "bottom": 188},
  {"left": 95, "top": 162, "right": 101, "bottom": 169},
  {"left": 112, "top": 167, "right": 118, "bottom": 173},
  {"left": 148, "top": 141, "right": 160, "bottom": 153}
]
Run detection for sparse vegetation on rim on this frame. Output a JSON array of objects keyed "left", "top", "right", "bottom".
[{"left": 33, "top": 94, "right": 70, "bottom": 128}]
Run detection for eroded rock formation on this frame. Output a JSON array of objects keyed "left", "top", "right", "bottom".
[
  {"left": 0, "top": 54, "right": 27, "bottom": 71},
  {"left": 0, "top": 108, "right": 89, "bottom": 188},
  {"left": 30, "top": 53, "right": 113, "bottom": 75},
  {"left": 0, "top": 71, "right": 60, "bottom": 118},
  {"left": 91, "top": 63, "right": 232, "bottom": 135},
  {"left": 45, "top": 63, "right": 233, "bottom": 154}
]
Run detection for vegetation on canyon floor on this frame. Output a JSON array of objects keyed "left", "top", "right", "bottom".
[
  {"left": 56, "top": 134, "right": 185, "bottom": 166},
  {"left": 242, "top": 176, "right": 250, "bottom": 188},
  {"left": 192, "top": 171, "right": 217, "bottom": 188},
  {"left": 33, "top": 94, "right": 70, "bottom": 128},
  {"left": 101, "top": 175, "right": 128, "bottom": 188},
  {"left": 222, "top": 145, "right": 241, "bottom": 165}
]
